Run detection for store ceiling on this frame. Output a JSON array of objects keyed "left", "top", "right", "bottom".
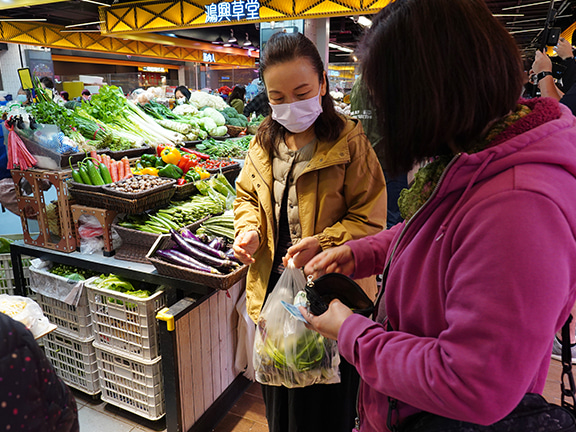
[{"left": 0, "top": 0, "right": 574, "bottom": 64}]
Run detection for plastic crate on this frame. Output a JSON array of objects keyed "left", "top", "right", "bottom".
[
  {"left": 0, "top": 253, "right": 32, "bottom": 295},
  {"left": 36, "top": 291, "right": 92, "bottom": 339},
  {"left": 94, "top": 343, "right": 165, "bottom": 420},
  {"left": 43, "top": 330, "right": 100, "bottom": 395},
  {"left": 85, "top": 277, "right": 165, "bottom": 360}
]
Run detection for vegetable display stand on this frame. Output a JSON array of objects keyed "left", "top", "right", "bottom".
[
  {"left": 205, "top": 162, "right": 241, "bottom": 186},
  {"left": 0, "top": 253, "right": 32, "bottom": 295},
  {"left": 11, "top": 169, "right": 77, "bottom": 252},
  {"left": 43, "top": 330, "right": 100, "bottom": 395},
  {"left": 106, "top": 143, "right": 154, "bottom": 161},
  {"left": 147, "top": 235, "right": 249, "bottom": 291},
  {"left": 70, "top": 205, "right": 118, "bottom": 257},
  {"left": 94, "top": 343, "right": 165, "bottom": 420},
  {"left": 85, "top": 277, "right": 166, "bottom": 360}
]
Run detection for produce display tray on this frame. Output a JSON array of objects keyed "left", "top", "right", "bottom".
[
  {"left": 68, "top": 180, "right": 103, "bottom": 192},
  {"left": 68, "top": 186, "right": 175, "bottom": 214},
  {"left": 146, "top": 235, "right": 248, "bottom": 291},
  {"left": 37, "top": 291, "right": 93, "bottom": 339},
  {"left": 106, "top": 144, "right": 154, "bottom": 160},
  {"left": 182, "top": 140, "right": 201, "bottom": 148},
  {"left": 101, "top": 176, "right": 175, "bottom": 199},
  {"left": 0, "top": 253, "right": 32, "bottom": 296},
  {"left": 173, "top": 180, "right": 198, "bottom": 201}
]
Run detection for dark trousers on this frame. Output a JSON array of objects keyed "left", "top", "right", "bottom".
[{"left": 261, "top": 272, "right": 360, "bottom": 432}]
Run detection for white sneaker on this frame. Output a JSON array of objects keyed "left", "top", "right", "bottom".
[{"left": 551, "top": 336, "right": 576, "bottom": 363}]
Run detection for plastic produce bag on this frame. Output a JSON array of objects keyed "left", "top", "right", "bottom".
[
  {"left": 0, "top": 294, "right": 56, "bottom": 339},
  {"left": 77, "top": 214, "right": 121, "bottom": 254},
  {"left": 253, "top": 259, "right": 340, "bottom": 388}
]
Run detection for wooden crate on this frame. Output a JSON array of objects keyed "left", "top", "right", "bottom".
[
  {"left": 11, "top": 169, "right": 76, "bottom": 252},
  {"left": 71, "top": 205, "right": 118, "bottom": 256}
]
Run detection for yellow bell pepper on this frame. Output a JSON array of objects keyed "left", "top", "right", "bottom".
[
  {"left": 161, "top": 147, "right": 182, "bottom": 165},
  {"left": 194, "top": 166, "right": 210, "bottom": 180},
  {"left": 140, "top": 167, "right": 159, "bottom": 176}
]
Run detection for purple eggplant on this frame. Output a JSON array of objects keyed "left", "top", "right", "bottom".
[
  {"left": 180, "top": 228, "right": 201, "bottom": 242},
  {"left": 156, "top": 249, "right": 221, "bottom": 274},
  {"left": 209, "top": 237, "right": 225, "bottom": 251},
  {"left": 171, "top": 229, "right": 227, "bottom": 259},
  {"left": 197, "top": 233, "right": 210, "bottom": 244},
  {"left": 171, "top": 230, "right": 239, "bottom": 271},
  {"left": 225, "top": 248, "right": 242, "bottom": 263}
]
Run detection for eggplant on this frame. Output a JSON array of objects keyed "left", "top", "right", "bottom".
[
  {"left": 209, "top": 237, "right": 225, "bottom": 251},
  {"left": 170, "top": 229, "right": 227, "bottom": 259},
  {"left": 171, "top": 230, "right": 239, "bottom": 271},
  {"left": 156, "top": 249, "right": 222, "bottom": 274},
  {"left": 179, "top": 228, "right": 201, "bottom": 242},
  {"left": 225, "top": 248, "right": 242, "bottom": 263},
  {"left": 197, "top": 233, "right": 210, "bottom": 244}
]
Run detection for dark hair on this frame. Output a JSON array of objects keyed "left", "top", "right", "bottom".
[
  {"left": 175, "top": 85, "right": 191, "bottom": 100},
  {"left": 81, "top": 89, "right": 91, "bottom": 96},
  {"left": 59, "top": 91, "right": 69, "bottom": 101},
  {"left": 360, "top": 0, "right": 524, "bottom": 175},
  {"left": 257, "top": 32, "right": 345, "bottom": 153},
  {"left": 228, "top": 85, "right": 246, "bottom": 102},
  {"left": 39, "top": 77, "right": 54, "bottom": 89}
]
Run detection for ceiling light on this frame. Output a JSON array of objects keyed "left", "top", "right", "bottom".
[
  {"left": 81, "top": 0, "right": 110, "bottom": 6},
  {"left": 493, "top": 13, "right": 524, "bottom": 17},
  {"left": 502, "top": 1, "right": 551, "bottom": 10},
  {"left": 0, "top": 18, "right": 47, "bottom": 21},
  {"left": 61, "top": 29, "right": 101, "bottom": 32},
  {"left": 244, "top": 32, "right": 252, "bottom": 46},
  {"left": 357, "top": 16, "right": 372, "bottom": 27},
  {"left": 509, "top": 28, "right": 544, "bottom": 34},
  {"left": 65, "top": 21, "right": 103, "bottom": 28},
  {"left": 213, "top": 34, "right": 224, "bottom": 44},
  {"left": 228, "top": 29, "right": 237, "bottom": 44},
  {"left": 329, "top": 43, "right": 354, "bottom": 53}
]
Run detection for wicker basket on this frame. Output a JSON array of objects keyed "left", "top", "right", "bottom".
[
  {"left": 101, "top": 176, "right": 175, "bottom": 199},
  {"left": 146, "top": 235, "right": 248, "bottom": 291},
  {"left": 172, "top": 181, "right": 198, "bottom": 201},
  {"left": 106, "top": 144, "right": 154, "bottom": 160},
  {"left": 68, "top": 186, "right": 175, "bottom": 214},
  {"left": 205, "top": 162, "right": 241, "bottom": 186},
  {"left": 226, "top": 125, "right": 246, "bottom": 137}
]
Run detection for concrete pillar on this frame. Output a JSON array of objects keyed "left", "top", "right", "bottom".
[
  {"left": 304, "top": 18, "right": 330, "bottom": 71},
  {"left": 178, "top": 65, "right": 185, "bottom": 86}
]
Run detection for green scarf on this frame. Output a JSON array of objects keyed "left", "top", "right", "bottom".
[{"left": 398, "top": 104, "right": 532, "bottom": 221}]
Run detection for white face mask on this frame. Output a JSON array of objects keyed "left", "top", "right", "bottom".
[
  {"left": 16, "top": 94, "right": 27, "bottom": 103},
  {"left": 177, "top": 97, "right": 186, "bottom": 105},
  {"left": 270, "top": 88, "right": 323, "bottom": 134}
]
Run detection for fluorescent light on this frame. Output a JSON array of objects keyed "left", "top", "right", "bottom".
[
  {"left": 61, "top": 29, "right": 101, "bottom": 32},
  {"left": 506, "top": 17, "right": 546, "bottom": 25},
  {"left": 509, "top": 28, "right": 543, "bottom": 34},
  {"left": 0, "top": 18, "right": 47, "bottom": 21},
  {"left": 65, "top": 21, "right": 103, "bottom": 28},
  {"left": 502, "top": 1, "right": 551, "bottom": 10},
  {"left": 357, "top": 16, "right": 372, "bottom": 27},
  {"left": 81, "top": 0, "right": 110, "bottom": 6},
  {"left": 493, "top": 13, "right": 524, "bottom": 17},
  {"left": 329, "top": 43, "right": 354, "bottom": 53}
]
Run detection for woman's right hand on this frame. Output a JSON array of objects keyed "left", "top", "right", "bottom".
[
  {"left": 304, "top": 245, "right": 355, "bottom": 279},
  {"left": 233, "top": 230, "right": 260, "bottom": 265}
]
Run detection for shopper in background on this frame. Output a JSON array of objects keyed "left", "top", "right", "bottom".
[
  {"left": 174, "top": 85, "right": 191, "bottom": 104},
  {"left": 233, "top": 31, "right": 387, "bottom": 432},
  {"left": 0, "top": 312, "right": 79, "bottom": 431},
  {"left": 350, "top": 76, "right": 408, "bottom": 228},
  {"left": 532, "top": 47, "right": 576, "bottom": 115},
  {"left": 60, "top": 91, "right": 69, "bottom": 102},
  {"left": 228, "top": 85, "right": 246, "bottom": 114},
  {"left": 302, "top": 0, "right": 576, "bottom": 431},
  {"left": 243, "top": 88, "right": 270, "bottom": 118},
  {"left": 81, "top": 89, "right": 91, "bottom": 101}
]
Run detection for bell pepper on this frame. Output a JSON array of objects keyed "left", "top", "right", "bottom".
[
  {"left": 158, "top": 163, "right": 184, "bottom": 179},
  {"left": 161, "top": 147, "right": 182, "bottom": 165},
  {"left": 177, "top": 154, "right": 197, "bottom": 174},
  {"left": 177, "top": 178, "right": 187, "bottom": 186},
  {"left": 185, "top": 169, "right": 201, "bottom": 182},
  {"left": 194, "top": 165, "right": 210, "bottom": 180},
  {"left": 180, "top": 147, "right": 210, "bottom": 160},
  {"left": 141, "top": 154, "right": 157, "bottom": 167},
  {"left": 157, "top": 144, "right": 166, "bottom": 157},
  {"left": 140, "top": 167, "right": 159, "bottom": 176},
  {"left": 154, "top": 156, "right": 167, "bottom": 168}
]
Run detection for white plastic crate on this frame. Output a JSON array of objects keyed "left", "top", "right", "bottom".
[
  {"left": 94, "top": 343, "right": 165, "bottom": 420},
  {"left": 85, "top": 277, "right": 165, "bottom": 360},
  {"left": 0, "top": 253, "right": 32, "bottom": 295},
  {"left": 43, "top": 330, "right": 100, "bottom": 395},
  {"left": 36, "top": 292, "right": 93, "bottom": 339}
]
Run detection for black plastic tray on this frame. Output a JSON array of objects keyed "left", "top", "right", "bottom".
[{"left": 101, "top": 175, "right": 176, "bottom": 199}]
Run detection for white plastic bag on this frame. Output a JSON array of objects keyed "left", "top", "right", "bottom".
[
  {"left": 253, "top": 260, "right": 340, "bottom": 388},
  {"left": 0, "top": 294, "right": 56, "bottom": 339}
]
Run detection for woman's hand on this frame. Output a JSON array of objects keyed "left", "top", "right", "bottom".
[
  {"left": 233, "top": 230, "right": 260, "bottom": 265},
  {"left": 283, "top": 237, "right": 321, "bottom": 268},
  {"left": 532, "top": 50, "right": 553, "bottom": 74},
  {"left": 299, "top": 299, "right": 353, "bottom": 340},
  {"left": 556, "top": 37, "right": 574, "bottom": 60},
  {"left": 303, "top": 245, "right": 355, "bottom": 279}
]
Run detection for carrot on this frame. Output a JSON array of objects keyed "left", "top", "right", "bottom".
[
  {"left": 118, "top": 158, "right": 125, "bottom": 179},
  {"left": 123, "top": 158, "right": 131, "bottom": 178},
  {"left": 90, "top": 150, "right": 97, "bottom": 160},
  {"left": 103, "top": 155, "right": 110, "bottom": 170},
  {"left": 96, "top": 154, "right": 102, "bottom": 164},
  {"left": 110, "top": 160, "right": 119, "bottom": 182}
]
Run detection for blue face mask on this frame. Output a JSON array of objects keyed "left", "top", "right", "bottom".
[{"left": 16, "top": 94, "right": 27, "bottom": 103}]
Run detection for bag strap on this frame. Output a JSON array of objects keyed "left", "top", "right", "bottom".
[{"left": 561, "top": 315, "right": 576, "bottom": 414}]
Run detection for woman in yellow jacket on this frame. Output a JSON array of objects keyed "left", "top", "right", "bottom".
[{"left": 233, "top": 32, "right": 387, "bottom": 432}]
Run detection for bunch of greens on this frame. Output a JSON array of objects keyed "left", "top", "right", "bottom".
[
  {"left": 218, "top": 107, "right": 248, "bottom": 128},
  {"left": 92, "top": 274, "right": 152, "bottom": 299},
  {"left": 49, "top": 264, "right": 99, "bottom": 281},
  {"left": 196, "top": 136, "right": 251, "bottom": 158}
]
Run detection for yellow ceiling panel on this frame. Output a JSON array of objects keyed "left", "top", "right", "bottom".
[
  {"left": 302, "top": 0, "right": 357, "bottom": 16},
  {"left": 132, "top": 8, "right": 156, "bottom": 28},
  {"left": 145, "top": 16, "right": 179, "bottom": 30},
  {"left": 163, "top": 2, "right": 184, "bottom": 24},
  {"left": 262, "top": 0, "right": 294, "bottom": 15},
  {"left": 0, "top": 0, "right": 68, "bottom": 10},
  {"left": 259, "top": 7, "right": 289, "bottom": 20},
  {"left": 365, "top": 0, "right": 392, "bottom": 9},
  {"left": 43, "top": 27, "right": 66, "bottom": 45},
  {"left": 292, "top": 0, "right": 318, "bottom": 15},
  {"left": 182, "top": 1, "right": 204, "bottom": 23},
  {"left": 141, "top": 1, "right": 174, "bottom": 16}
]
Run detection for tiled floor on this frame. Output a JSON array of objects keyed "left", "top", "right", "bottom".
[{"left": 73, "top": 358, "right": 568, "bottom": 432}]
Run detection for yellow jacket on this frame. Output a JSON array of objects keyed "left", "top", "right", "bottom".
[{"left": 234, "top": 118, "right": 387, "bottom": 323}]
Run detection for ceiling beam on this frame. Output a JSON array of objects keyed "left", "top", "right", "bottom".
[{"left": 0, "top": 0, "right": 69, "bottom": 10}]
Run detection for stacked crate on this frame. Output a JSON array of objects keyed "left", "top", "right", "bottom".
[
  {"left": 31, "top": 266, "right": 100, "bottom": 396},
  {"left": 85, "top": 277, "right": 166, "bottom": 420},
  {"left": 0, "top": 253, "right": 32, "bottom": 295}
]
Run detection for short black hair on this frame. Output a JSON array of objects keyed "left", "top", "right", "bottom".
[
  {"left": 81, "top": 89, "right": 91, "bottom": 96},
  {"left": 175, "top": 85, "right": 191, "bottom": 100},
  {"left": 40, "top": 76, "right": 54, "bottom": 89}
]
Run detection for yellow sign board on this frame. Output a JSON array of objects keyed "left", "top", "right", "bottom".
[{"left": 18, "top": 68, "right": 33, "bottom": 90}]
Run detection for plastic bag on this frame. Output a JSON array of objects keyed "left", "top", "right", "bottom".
[
  {"left": 253, "top": 259, "right": 340, "bottom": 388},
  {"left": 0, "top": 294, "right": 56, "bottom": 339},
  {"left": 77, "top": 214, "right": 121, "bottom": 254}
]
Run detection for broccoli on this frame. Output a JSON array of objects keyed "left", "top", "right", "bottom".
[
  {"left": 220, "top": 112, "right": 232, "bottom": 125},
  {"left": 223, "top": 107, "right": 239, "bottom": 118},
  {"left": 228, "top": 118, "right": 243, "bottom": 127},
  {"left": 237, "top": 114, "right": 248, "bottom": 127}
]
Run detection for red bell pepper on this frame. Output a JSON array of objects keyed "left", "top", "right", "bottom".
[
  {"left": 157, "top": 144, "right": 166, "bottom": 157},
  {"left": 177, "top": 154, "right": 198, "bottom": 174},
  {"left": 179, "top": 147, "right": 210, "bottom": 160},
  {"left": 177, "top": 178, "right": 187, "bottom": 185}
]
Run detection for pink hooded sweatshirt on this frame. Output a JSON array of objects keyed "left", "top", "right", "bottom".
[{"left": 341, "top": 98, "right": 576, "bottom": 431}]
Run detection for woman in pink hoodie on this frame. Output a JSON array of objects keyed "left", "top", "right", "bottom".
[{"left": 302, "top": 0, "right": 576, "bottom": 431}]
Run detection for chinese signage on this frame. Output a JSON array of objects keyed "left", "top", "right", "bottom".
[
  {"left": 140, "top": 66, "right": 167, "bottom": 73},
  {"left": 203, "top": 52, "right": 216, "bottom": 63},
  {"left": 205, "top": 0, "right": 260, "bottom": 23}
]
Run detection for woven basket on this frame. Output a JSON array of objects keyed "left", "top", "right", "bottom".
[
  {"left": 146, "top": 235, "right": 248, "bottom": 291},
  {"left": 173, "top": 181, "right": 198, "bottom": 201},
  {"left": 69, "top": 186, "right": 174, "bottom": 214},
  {"left": 106, "top": 144, "right": 154, "bottom": 160},
  {"left": 205, "top": 161, "right": 241, "bottom": 185},
  {"left": 114, "top": 243, "right": 151, "bottom": 264},
  {"left": 226, "top": 125, "right": 246, "bottom": 137}
]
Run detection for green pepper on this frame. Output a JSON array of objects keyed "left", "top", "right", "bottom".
[
  {"left": 185, "top": 169, "right": 200, "bottom": 182},
  {"left": 141, "top": 154, "right": 157, "bottom": 167},
  {"left": 85, "top": 160, "right": 105, "bottom": 186},
  {"left": 79, "top": 164, "right": 92, "bottom": 185},
  {"left": 99, "top": 163, "right": 113, "bottom": 184},
  {"left": 154, "top": 156, "right": 167, "bottom": 168},
  {"left": 71, "top": 169, "right": 84, "bottom": 184},
  {"left": 158, "top": 163, "right": 183, "bottom": 179}
]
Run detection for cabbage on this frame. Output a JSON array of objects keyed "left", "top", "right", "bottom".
[
  {"left": 203, "top": 107, "right": 226, "bottom": 126},
  {"left": 200, "top": 117, "right": 217, "bottom": 132},
  {"left": 210, "top": 125, "right": 228, "bottom": 137}
]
